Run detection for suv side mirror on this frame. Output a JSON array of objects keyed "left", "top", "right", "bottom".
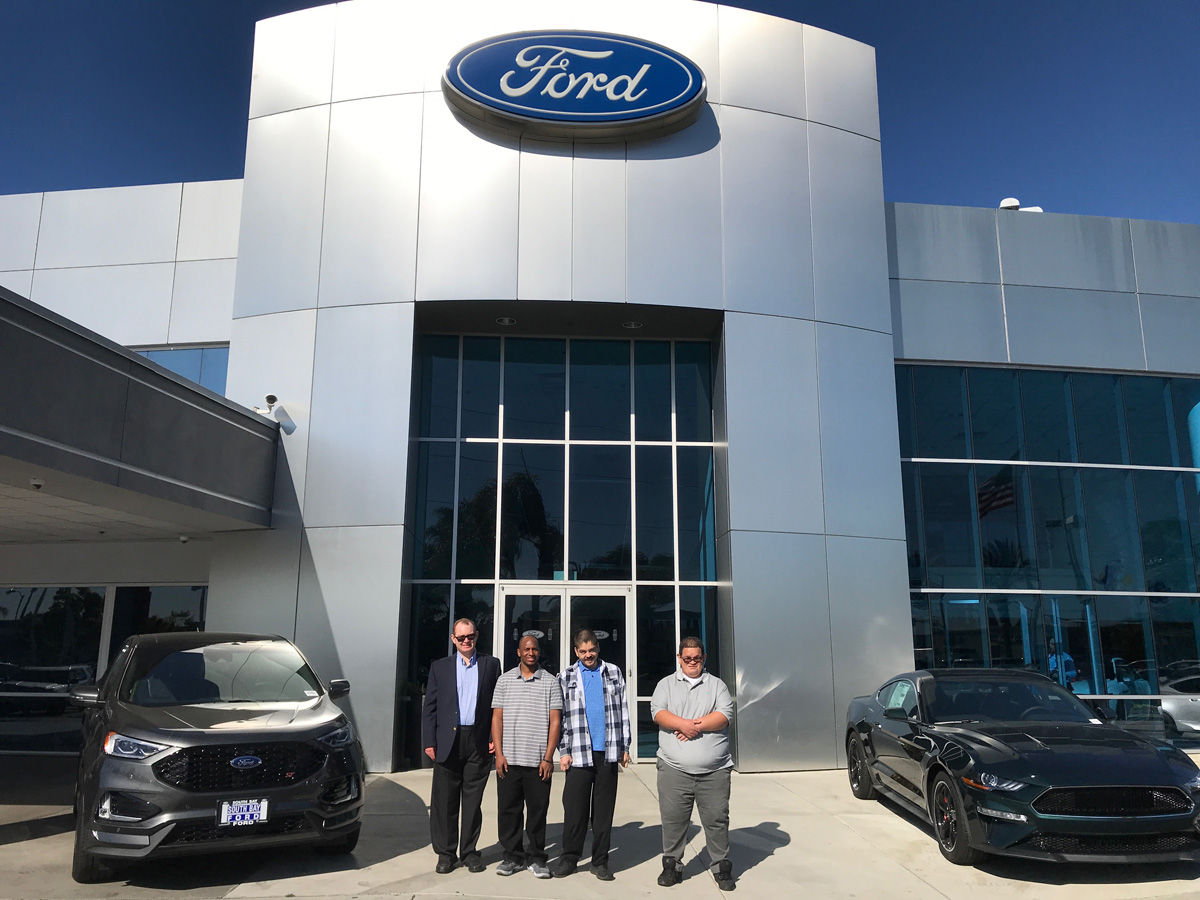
[
  {"left": 69, "top": 685, "right": 102, "bottom": 709},
  {"left": 328, "top": 679, "right": 351, "bottom": 699}
]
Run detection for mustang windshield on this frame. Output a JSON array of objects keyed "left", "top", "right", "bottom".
[
  {"left": 927, "top": 678, "right": 1096, "bottom": 724},
  {"left": 120, "top": 641, "right": 323, "bottom": 707}
]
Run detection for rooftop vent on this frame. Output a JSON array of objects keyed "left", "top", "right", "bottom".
[{"left": 999, "top": 197, "right": 1043, "bottom": 212}]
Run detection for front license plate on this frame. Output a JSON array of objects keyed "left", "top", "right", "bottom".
[{"left": 219, "top": 798, "right": 269, "bottom": 825}]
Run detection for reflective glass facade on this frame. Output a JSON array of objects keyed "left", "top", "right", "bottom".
[
  {"left": 405, "top": 335, "right": 720, "bottom": 761},
  {"left": 899, "top": 364, "right": 1200, "bottom": 736},
  {"left": 135, "top": 346, "right": 230, "bottom": 394}
]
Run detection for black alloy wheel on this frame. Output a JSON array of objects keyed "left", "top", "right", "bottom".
[
  {"left": 847, "top": 734, "right": 877, "bottom": 800},
  {"left": 930, "top": 774, "right": 983, "bottom": 866}
]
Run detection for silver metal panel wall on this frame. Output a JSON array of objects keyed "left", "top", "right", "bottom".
[
  {"left": 626, "top": 110, "right": 724, "bottom": 309},
  {"left": 998, "top": 210, "right": 1136, "bottom": 292},
  {"left": 728, "top": 530, "right": 834, "bottom": 771},
  {"left": 296, "top": 525, "right": 405, "bottom": 770},
  {"left": 723, "top": 313, "right": 823, "bottom": 535},
  {"left": 247, "top": 4, "right": 336, "bottom": 119},
  {"left": 303, "top": 304, "right": 415, "bottom": 528},
  {"left": 826, "top": 534, "right": 912, "bottom": 766},
  {"left": 0, "top": 192, "right": 42, "bottom": 271},
  {"left": 169, "top": 259, "right": 236, "bottom": 344},
  {"left": 572, "top": 145, "right": 627, "bottom": 303},
  {"left": 37, "top": 184, "right": 181, "bottom": 269},
  {"left": 30, "top": 264, "right": 175, "bottom": 346},
  {"left": 717, "top": 5, "right": 805, "bottom": 119},
  {"left": 1129, "top": 220, "right": 1200, "bottom": 298},
  {"left": 0, "top": 270, "right": 32, "bottom": 297},
  {"left": 234, "top": 107, "right": 329, "bottom": 317},
  {"left": 1004, "top": 285, "right": 1145, "bottom": 371},
  {"left": 886, "top": 203, "right": 1001, "bottom": 284},
  {"left": 801, "top": 24, "right": 880, "bottom": 140},
  {"left": 320, "top": 95, "right": 422, "bottom": 307},
  {"left": 1139, "top": 294, "right": 1200, "bottom": 375},
  {"left": 816, "top": 323, "right": 906, "bottom": 541},
  {"left": 415, "top": 96, "right": 520, "bottom": 300},
  {"left": 890, "top": 279, "right": 1008, "bottom": 363},
  {"left": 207, "top": 529, "right": 304, "bottom": 636},
  {"left": 808, "top": 123, "right": 889, "bottom": 332},
  {"left": 518, "top": 141, "right": 573, "bottom": 301},
  {"left": 720, "top": 108, "right": 813, "bottom": 319},
  {"left": 177, "top": 180, "right": 243, "bottom": 262},
  {"left": 331, "top": 0, "right": 426, "bottom": 102}
]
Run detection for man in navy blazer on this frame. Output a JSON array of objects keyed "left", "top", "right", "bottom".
[{"left": 423, "top": 617, "right": 501, "bottom": 874}]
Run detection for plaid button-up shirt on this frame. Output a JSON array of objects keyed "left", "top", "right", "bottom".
[{"left": 557, "top": 659, "right": 631, "bottom": 765}]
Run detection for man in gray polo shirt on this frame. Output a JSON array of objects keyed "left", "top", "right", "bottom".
[
  {"left": 650, "top": 636, "right": 735, "bottom": 891},
  {"left": 491, "top": 635, "right": 563, "bottom": 878}
]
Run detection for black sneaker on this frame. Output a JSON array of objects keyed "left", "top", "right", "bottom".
[
  {"left": 713, "top": 859, "right": 735, "bottom": 891},
  {"left": 550, "top": 856, "right": 578, "bottom": 878},
  {"left": 592, "top": 863, "right": 614, "bottom": 881},
  {"left": 657, "top": 856, "right": 682, "bottom": 887}
]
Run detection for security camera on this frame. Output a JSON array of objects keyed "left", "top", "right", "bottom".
[
  {"left": 29, "top": 478, "right": 44, "bottom": 490},
  {"left": 264, "top": 394, "right": 278, "bottom": 409}
]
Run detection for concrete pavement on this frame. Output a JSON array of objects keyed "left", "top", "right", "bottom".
[{"left": 3, "top": 757, "right": 1200, "bottom": 900}]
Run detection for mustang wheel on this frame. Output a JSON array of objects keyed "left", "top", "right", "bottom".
[
  {"left": 930, "top": 774, "right": 983, "bottom": 866},
  {"left": 846, "top": 734, "right": 877, "bottom": 800}
]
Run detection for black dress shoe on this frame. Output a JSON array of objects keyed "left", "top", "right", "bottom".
[
  {"left": 550, "top": 856, "right": 578, "bottom": 878},
  {"left": 435, "top": 856, "right": 456, "bottom": 874},
  {"left": 464, "top": 854, "right": 486, "bottom": 873},
  {"left": 592, "top": 863, "right": 614, "bottom": 881}
]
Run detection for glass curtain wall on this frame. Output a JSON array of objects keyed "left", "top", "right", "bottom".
[
  {"left": 406, "top": 336, "right": 720, "bottom": 761},
  {"left": 900, "top": 364, "right": 1200, "bottom": 740}
]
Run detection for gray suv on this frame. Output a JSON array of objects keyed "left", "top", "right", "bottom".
[{"left": 70, "top": 632, "right": 365, "bottom": 883}]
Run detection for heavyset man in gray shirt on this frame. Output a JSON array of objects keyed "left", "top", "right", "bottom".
[{"left": 651, "top": 636, "right": 735, "bottom": 891}]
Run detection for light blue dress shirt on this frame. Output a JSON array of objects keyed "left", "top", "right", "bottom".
[{"left": 456, "top": 652, "right": 479, "bottom": 726}]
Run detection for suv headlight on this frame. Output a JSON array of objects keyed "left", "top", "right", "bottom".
[
  {"left": 318, "top": 721, "right": 356, "bottom": 748},
  {"left": 103, "top": 732, "right": 172, "bottom": 760},
  {"left": 964, "top": 771, "right": 1027, "bottom": 792}
]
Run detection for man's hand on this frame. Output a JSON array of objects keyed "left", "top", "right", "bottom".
[
  {"left": 559, "top": 753, "right": 572, "bottom": 772},
  {"left": 620, "top": 751, "right": 630, "bottom": 768},
  {"left": 675, "top": 719, "right": 702, "bottom": 741},
  {"left": 538, "top": 759, "right": 552, "bottom": 781},
  {"left": 495, "top": 752, "right": 508, "bottom": 777},
  {"left": 424, "top": 746, "right": 436, "bottom": 761}
]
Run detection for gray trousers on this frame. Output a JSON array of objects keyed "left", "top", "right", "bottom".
[{"left": 656, "top": 759, "right": 731, "bottom": 871}]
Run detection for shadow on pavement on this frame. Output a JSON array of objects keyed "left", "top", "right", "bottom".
[{"left": 0, "top": 754, "right": 78, "bottom": 846}]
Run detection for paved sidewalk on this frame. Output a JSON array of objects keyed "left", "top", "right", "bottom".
[{"left": 3, "top": 759, "right": 1200, "bottom": 899}]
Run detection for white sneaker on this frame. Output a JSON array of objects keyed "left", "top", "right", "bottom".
[
  {"left": 529, "top": 862, "right": 552, "bottom": 879},
  {"left": 497, "top": 860, "right": 526, "bottom": 876}
]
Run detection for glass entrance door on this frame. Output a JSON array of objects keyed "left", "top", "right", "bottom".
[{"left": 498, "top": 585, "right": 638, "bottom": 754}]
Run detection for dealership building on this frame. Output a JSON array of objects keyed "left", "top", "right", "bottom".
[{"left": 2, "top": 0, "right": 1199, "bottom": 773}]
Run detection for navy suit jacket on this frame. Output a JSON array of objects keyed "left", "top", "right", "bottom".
[{"left": 422, "top": 651, "right": 501, "bottom": 762}]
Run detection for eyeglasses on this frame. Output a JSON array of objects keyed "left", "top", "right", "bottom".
[
  {"left": 679, "top": 655, "right": 705, "bottom": 664},
  {"left": 453, "top": 633, "right": 477, "bottom": 643}
]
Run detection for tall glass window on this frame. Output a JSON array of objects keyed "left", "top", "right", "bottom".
[
  {"left": 408, "top": 336, "right": 720, "bottom": 739},
  {"left": 901, "top": 364, "right": 1200, "bottom": 737}
]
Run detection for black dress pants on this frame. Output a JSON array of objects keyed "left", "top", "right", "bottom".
[
  {"left": 430, "top": 726, "right": 491, "bottom": 861},
  {"left": 561, "top": 750, "right": 619, "bottom": 866},
  {"left": 496, "top": 764, "right": 552, "bottom": 865}
]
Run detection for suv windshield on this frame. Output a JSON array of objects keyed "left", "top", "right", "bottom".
[
  {"left": 928, "top": 679, "right": 1096, "bottom": 724},
  {"left": 120, "top": 640, "right": 323, "bottom": 707}
]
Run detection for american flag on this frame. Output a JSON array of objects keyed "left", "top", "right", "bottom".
[{"left": 976, "top": 466, "right": 1016, "bottom": 517}]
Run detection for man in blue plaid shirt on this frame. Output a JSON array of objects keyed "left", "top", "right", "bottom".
[{"left": 551, "top": 628, "right": 631, "bottom": 881}]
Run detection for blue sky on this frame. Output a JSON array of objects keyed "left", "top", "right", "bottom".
[{"left": 1, "top": 1, "right": 1196, "bottom": 222}]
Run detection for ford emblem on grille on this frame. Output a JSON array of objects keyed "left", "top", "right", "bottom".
[{"left": 229, "top": 755, "right": 262, "bottom": 769}]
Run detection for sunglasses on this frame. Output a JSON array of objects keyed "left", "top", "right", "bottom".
[
  {"left": 679, "top": 655, "right": 705, "bottom": 664},
  {"left": 453, "top": 633, "right": 477, "bottom": 643}
]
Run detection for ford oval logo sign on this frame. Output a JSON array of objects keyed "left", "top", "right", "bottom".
[
  {"left": 230, "top": 755, "right": 262, "bottom": 769},
  {"left": 443, "top": 31, "right": 706, "bottom": 141}
]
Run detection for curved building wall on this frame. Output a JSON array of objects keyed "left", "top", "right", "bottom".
[{"left": 208, "top": 0, "right": 913, "bottom": 771}]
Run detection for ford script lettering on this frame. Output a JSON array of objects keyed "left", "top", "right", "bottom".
[
  {"left": 229, "top": 755, "right": 262, "bottom": 769},
  {"left": 443, "top": 31, "right": 706, "bottom": 141}
]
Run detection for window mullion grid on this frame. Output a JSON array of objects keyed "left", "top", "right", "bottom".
[
  {"left": 447, "top": 336, "right": 464, "bottom": 653},
  {"left": 629, "top": 338, "right": 637, "bottom": 586},
  {"left": 670, "top": 341, "right": 682, "bottom": 645},
  {"left": 564, "top": 339, "right": 572, "bottom": 582},
  {"left": 493, "top": 337, "right": 506, "bottom": 584}
]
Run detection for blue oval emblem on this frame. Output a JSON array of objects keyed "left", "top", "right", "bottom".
[
  {"left": 443, "top": 31, "right": 707, "bottom": 141},
  {"left": 229, "top": 755, "right": 262, "bottom": 769}
]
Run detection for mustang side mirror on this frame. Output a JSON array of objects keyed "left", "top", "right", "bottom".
[
  {"left": 883, "top": 706, "right": 909, "bottom": 721},
  {"left": 328, "top": 679, "right": 351, "bottom": 699},
  {"left": 69, "top": 685, "right": 102, "bottom": 709}
]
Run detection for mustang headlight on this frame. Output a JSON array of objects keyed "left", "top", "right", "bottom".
[
  {"left": 963, "top": 771, "right": 1027, "bottom": 792},
  {"left": 1183, "top": 772, "right": 1200, "bottom": 792},
  {"left": 318, "top": 720, "right": 356, "bottom": 748},
  {"left": 103, "top": 732, "right": 172, "bottom": 760}
]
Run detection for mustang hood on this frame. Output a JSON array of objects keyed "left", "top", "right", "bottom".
[
  {"left": 114, "top": 700, "right": 340, "bottom": 738},
  {"left": 942, "top": 722, "right": 1194, "bottom": 786}
]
